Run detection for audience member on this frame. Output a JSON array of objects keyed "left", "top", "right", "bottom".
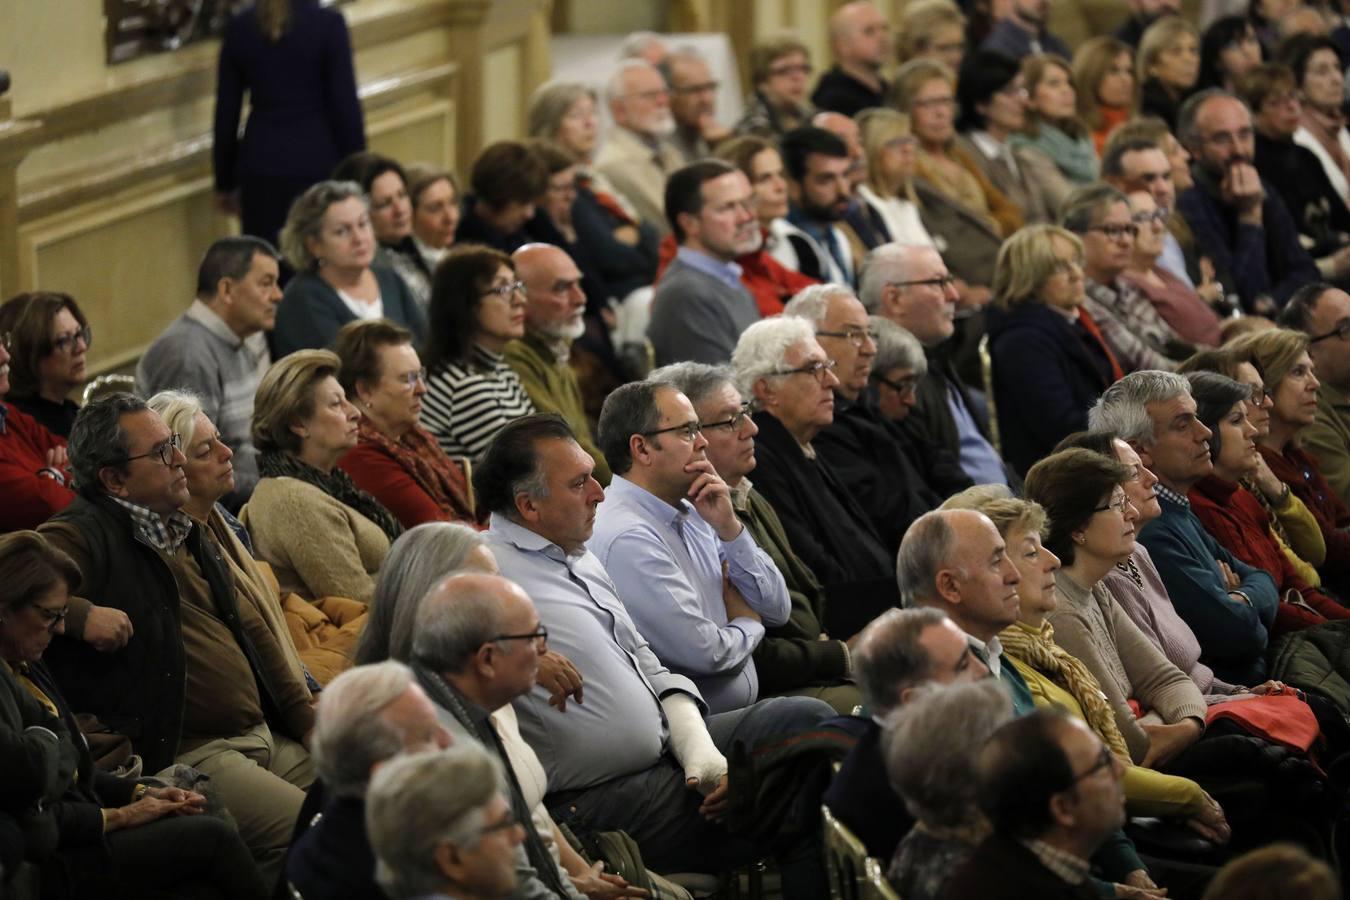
[
  {"left": 526, "top": 140, "right": 586, "bottom": 261},
  {"left": 814, "top": 110, "right": 869, "bottom": 197},
  {"left": 244, "top": 349, "right": 401, "bottom": 603},
  {"left": 476, "top": 415, "right": 832, "bottom": 897},
  {"left": 1013, "top": 54, "right": 1100, "bottom": 189},
  {"left": 1116, "top": 0, "right": 1182, "bottom": 47},
  {"left": 662, "top": 46, "right": 728, "bottom": 162},
  {"left": 457, "top": 142, "right": 550, "bottom": 254},
  {"left": 868, "top": 316, "right": 926, "bottom": 427},
  {"left": 596, "top": 59, "right": 685, "bottom": 234},
  {"left": 406, "top": 164, "right": 462, "bottom": 275},
  {"left": 651, "top": 361, "right": 861, "bottom": 714},
  {"left": 273, "top": 180, "right": 427, "bottom": 356},
  {"left": 0, "top": 330, "right": 75, "bottom": 532},
  {"left": 986, "top": 224, "right": 1120, "bottom": 475},
  {"left": 1199, "top": 842, "right": 1339, "bottom": 900},
  {"left": 812, "top": 1, "right": 892, "bottom": 117},
  {"left": 1120, "top": 189, "right": 1223, "bottom": 347},
  {"left": 853, "top": 110, "right": 939, "bottom": 248},
  {"left": 1279, "top": 283, "right": 1350, "bottom": 502},
  {"left": 1138, "top": 17, "right": 1203, "bottom": 129},
  {"left": 1281, "top": 34, "right": 1350, "bottom": 206},
  {"left": 620, "top": 31, "right": 670, "bottom": 68},
  {"left": 39, "top": 393, "right": 316, "bottom": 884},
  {"left": 1072, "top": 37, "right": 1138, "bottom": 154},
  {"left": 1199, "top": 16, "right": 1264, "bottom": 92},
  {"left": 1090, "top": 371, "right": 1279, "bottom": 684},
  {"left": 732, "top": 317, "right": 899, "bottom": 637},
  {"left": 736, "top": 35, "right": 816, "bottom": 138},
  {"left": 286, "top": 660, "right": 453, "bottom": 900},
  {"left": 137, "top": 237, "right": 281, "bottom": 506},
  {"left": 332, "top": 152, "right": 433, "bottom": 309},
  {"left": 896, "top": 0, "right": 967, "bottom": 72},
  {"left": 421, "top": 246, "right": 537, "bottom": 460},
  {"left": 775, "top": 126, "right": 858, "bottom": 284},
  {"left": 367, "top": 746, "right": 525, "bottom": 900},
  {"left": 649, "top": 161, "right": 762, "bottom": 366},
  {"left": 1176, "top": 89, "right": 1318, "bottom": 311},
  {"left": 0, "top": 292, "right": 90, "bottom": 439},
  {"left": 334, "top": 320, "right": 477, "bottom": 528},
  {"left": 979, "top": 0, "right": 1071, "bottom": 61}
]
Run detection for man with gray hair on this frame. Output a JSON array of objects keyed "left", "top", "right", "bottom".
[
  {"left": 661, "top": 46, "right": 729, "bottom": 163},
  {"left": 287, "top": 660, "right": 453, "bottom": 900},
  {"left": 366, "top": 745, "right": 524, "bottom": 900},
  {"left": 1090, "top": 371, "right": 1279, "bottom": 684},
  {"left": 596, "top": 58, "right": 685, "bottom": 234}
]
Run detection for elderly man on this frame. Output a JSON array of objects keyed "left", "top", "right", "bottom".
[
  {"left": 859, "top": 242, "right": 1010, "bottom": 487},
  {"left": 507, "top": 243, "right": 611, "bottom": 484},
  {"left": 476, "top": 414, "right": 831, "bottom": 897},
  {"left": 1091, "top": 371, "right": 1280, "bottom": 684},
  {"left": 774, "top": 126, "right": 857, "bottom": 286},
  {"left": 136, "top": 236, "right": 281, "bottom": 507},
  {"left": 651, "top": 361, "right": 861, "bottom": 714},
  {"left": 1279, "top": 283, "right": 1350, "bottom": 503},
  {"left": 596, "top": 59, "right": 686, "bottom": 234},
  {"left": 785, "top": 285, "right": 942, "bottom": 552},
  {"left": 662, "top": 47, "right": 729, "bottom": 163},
  {"left": 731, "top": 317, "right": 898, "bottom": 639},
  {"left": 39, "top": 393, "right": 316, "bottom": 884},
  {"left": 367, "top": 746, "right": 525, "bottom": 900},
  {"left": 591, "top": 381, "right": 790, "bottom": 713},
  {"left": 649, "top": 160, "right": 762, "bottom": 366},
  {"left": 1176, "top": 89, "right": 1318, "bottom": 312},
  {"left": 979, "top": 0, "right": 1071, "bottom": 61},
  {"left": 287, "top": 661, "right": 453, "bottom": 900},
  {"left": 812, "top": 1, "right": 891, "bottom": 117}
]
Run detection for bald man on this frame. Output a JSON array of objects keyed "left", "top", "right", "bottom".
[
  {"left": 812, "top": 1, "right": 891, "bottom": 117},
  {"left": 505, "top": 244, "right": 612, "bottom": 484}
]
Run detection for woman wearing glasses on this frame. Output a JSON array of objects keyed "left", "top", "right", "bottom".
[
  {"left": 1010, "top": 55, "right": 1100, "bottom": 187},
  {"left": 272, "top": 180, "right": 427, "bottom": 358},
  {"left": 1119, "top": 189, "right": 1223, "bottom": 348},
  {"left": 421, "top": 246, "right": 536, "bottom": 461},
  {"left": 334, "top": 319, "right": 477, "bottom": 529},
  {"left": 0, "top": 292, "right": 92, "bottom": 438}
]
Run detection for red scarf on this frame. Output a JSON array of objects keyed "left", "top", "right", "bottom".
[
  {"left": 357, "top": 418, "right": 478, "bottom": 524},
  {"left": 1077, "top": 307, "right": 1125, "bottom": 382}
]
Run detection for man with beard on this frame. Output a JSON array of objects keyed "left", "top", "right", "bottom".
[
  {"left": 649, "top": 160, "right": 763, "bottom": 366},
  {"left": 774, "top": 126, "right": 857, "bottom": 286},
  {"left": 506, "top": 244, "right": 611, "bottom": 484},
  {"left": 596, "top": 59, "right": 686, "bottom": 235},
  {"left": 980, "top": 0, "right": 1071, "bottom": 62}
]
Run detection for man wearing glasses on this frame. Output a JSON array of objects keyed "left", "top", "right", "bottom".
[{"left": 596, "top": 59, "right": 685, "bottom": 235}]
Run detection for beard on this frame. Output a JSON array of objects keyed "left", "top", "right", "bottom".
[{"left": 540, "top": 316, "right": 587, "bottom": 342}]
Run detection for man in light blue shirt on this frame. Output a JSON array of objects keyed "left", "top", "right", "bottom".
[
  {"left": 590, "top": 380, "right": 790, "bottom": 713},
  {"left": 475, "top": 414, "right": 831, "bottom": 896}
]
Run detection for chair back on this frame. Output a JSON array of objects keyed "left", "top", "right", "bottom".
[
  {"left": 81, "top": 373, "right": 136, "bottom": 405},
  {"left": 823, "top": 804, "right": 868, "bottom": 900},
  {"left": 862, "top": 857, "right": 901, "bottom": 900},
  {"left": 977, "top": 333, "right": 1001, "bottom": 455}
]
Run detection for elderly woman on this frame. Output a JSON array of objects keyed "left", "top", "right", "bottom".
[
  {"left": 0, "top": 531, "right": 268, "bottom": 898},
  {"left": 890, "top": 59, "right": 1023, "bottom": 240},
  {"left": 1073, "top": 37, "right": 1137, "bottom": 155},
  {"left": 1023, "top": 448, "right": 1210, "bottom": 770},
  {"left": 1063, "top": 183, "right": 1189, "bottom": 372},
  {"left": 0, "top": 292, "right": 91, "bottom": 438},
  {"left": 243, "top": 349, "right": 402, "bottom": 605},
  {"left": 1120, "top": 189, "right": 1224, "bottom": 348},
  {"left": 869, "top": 316, "right": 926, "bottom": 426},
  {"left": 896, "top": 0, "right": 966, "bottom": 71},
  {"left": 986, "top": 224, "right": 1121, "bottom": 476},
  {"left": 1138, "top": 17, "right": 1202, "bottom": 129},
  {"left": 883, "top": 680, "right": 1012, "bottom": 900},
  {"left": 273, "top": 180, "right": 426, "bottom": 357},
  {"left": 334, "top": 319, "right": 476, "bottom": 529},
  {"left": 733, "top": 35, "right": 816, "bottom": 138},
  {"left": 941, "top": 485, "right": 1228, "bottom": 836},
  {"left": 0, "top": 332, "right": 75, "bottom": 532},
  {"left": 1200, "top": 16, "right": 1264, "bottom": 91},
  {"left": 1011, "top": 55, "right": 1099, "bottom": 187},
  {"left": 332, "top": 152, "right": 433, "bottom": 311},
  {"left": 420, "top": 246, "right": 536, "bottom": 461},
  {"left": 956, "top": 51, "right": 1070, "bottom": 224},
  {"left": 1283, "top": 34, "right": 1350, "bottom": 206},
  {"left": 406, "top": 164, "right": 461, "bottom": 275}
]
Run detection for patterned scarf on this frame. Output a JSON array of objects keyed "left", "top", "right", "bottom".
[
  {"left": 356, "top": 418, "right": 477, "bottom": 525},
  {"left": 999, "top": 619, "right": 1131, "bottom": 760},
  {"left": 257, "top": 450, "right": 404, "bottom": 543}
]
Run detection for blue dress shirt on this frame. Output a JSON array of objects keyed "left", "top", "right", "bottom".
[{"left": 946, "top": 384, "right": 1009, "bottom": 487}]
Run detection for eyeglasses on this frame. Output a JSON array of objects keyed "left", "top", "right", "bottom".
[
  {"left": 1130, "top": 209, "right": 1169, "bottom": 226},
  {"left": 1309, "top": 321, "right": 1350, "bottom": 345},
  {"left": 483, "top": 281, "right": 526, "bottom": 302},
  {"left": 29, "top": 604, "right": 69, "bottom": 630},
  {"left": 1072, "top": 743, "right": 1116, "bottom": 783},
  {"left": 1200, "top": 127, "right": 1254, "bottom": 149},
  {"left": 888, "top": 274, "right": 958, "bottom": 290},
  {"left": 768, "top": 62, "right": 812, "bottom": 78},
  {"left": 640, "top": 420, "right": 703, "bottom": 442},
  {"left": 491, "top": 626, "right": 549, "bottom": 650},
  {"left": 1245, "top": 383, "right": 1274, "bottom": 406},
  {"left": 816, "top": 328, "right": 874, "bottom": 348},
  {"left": 997, "top": 84, "right": 1030, "bottom": 99},
  {"left": 480, "top": 809, "right": 519, "bottom": 836},
  {"left": 119, "top": 433, "right": 182, "bottom": 467},
  {"left": 1093, "top": 493, "right": 1131, "bottom": 515},
  {"left": 673, "top": 80, "right": 720, "bottom": 96},
  {"left": 771, "top": 359, "right": 838, "bottom": 383},
  {"left": 911, "top": 95, "right": 956, "bottom": 110},
  {"left": 873, "top": 373, "right": 919, "bottom": 396},
  {"left": 1087, "top": 223, "right": 1138, "bottom": 240},
  {"left": 393, "top": 367, "right": 428, "bottom": 389},
  {"left": 51, "top": 326, "right": 93, "bottom": 354},
  {"left": 702, "top": 401, "right": 754, "bottom": 434}
]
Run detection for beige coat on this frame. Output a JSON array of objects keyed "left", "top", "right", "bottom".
[{"left": 594, "top": 125, "right": 685, "bottom": 235}]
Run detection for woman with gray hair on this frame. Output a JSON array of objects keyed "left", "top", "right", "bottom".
[
  {"left": 883, "top": 679, "right": 1013, "bottom": 900},
  {"left": 869, "top": 316, "right": 926, "bottom": 426},
  {"left": 272, "top": 179, "right": 427, "bottom": 357}
]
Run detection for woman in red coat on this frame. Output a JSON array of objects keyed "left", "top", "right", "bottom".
[{"left": 0, "top": 332, "right": 74, "bottom": 533}]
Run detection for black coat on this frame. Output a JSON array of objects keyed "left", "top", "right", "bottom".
[
  {"left": 939, "top": 834, "right": 1100, "bottom": 900},
  {"left": 286, "top": 793, "right": 385, "bottom": 900},
  {"left": 811, "top": 67, "right": 887, "bottom": 118},
  {"left": 1254, "top": 132, "right": 1350, "bottom": 258},
  {"left": 821, "top": 717, "right": 913, "bottom": 861}
]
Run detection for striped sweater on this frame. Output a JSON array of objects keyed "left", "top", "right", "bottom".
[{"left": 421, "top": 344, "right": 535, "bottom": 461}]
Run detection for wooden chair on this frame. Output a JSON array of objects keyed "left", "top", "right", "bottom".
[
  {"left": 977, "top": 333, "right": 1001, "bottom": 456},
  {"left": 81, "top": 373, "right": 136, "bottom": 405},
  {"left": 823, "top": 805, "right": 868, "bottom": 900},
  {"left": 861, "top": 857, "right": 901, "bottom": 900}
]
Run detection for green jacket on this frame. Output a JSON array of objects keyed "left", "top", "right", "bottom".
[
  {"left": 505, "top": 331, "right": 612, "bottom": 485},
  {"left": 1303, "top": 381, "right": 1350, "bottom": 507},
  {"left": 735, "top": 484, "right": 849, "bottom": 694}
]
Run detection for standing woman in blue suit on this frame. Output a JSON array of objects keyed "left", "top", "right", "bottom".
[{"left": 214, "top": 0, "right": 366, "bottom": 248}]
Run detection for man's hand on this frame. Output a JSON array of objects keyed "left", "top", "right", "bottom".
[
  {"left": 144, "top": 786, "right": 207, "bottom": 813},
  {"left": 723, "top": 568, "right": 761, "bottom": 625},
  {"left": 685, "top": 459, "right": 741, "bottom": 541},
  {"left": 537, "top": 650, "right": 584, "bottom": 712},
  {"left": 1140, "top": 719, "right": 1203, "bottom": 769},
  {"left": 43, "top": 446, "right": 68, "bottom": 471},
  {"left": 1221, "top": 161, "right": 1264, "bottom": 224},
  {"left": 688, "top": 773, "right": 730, "bottom": 822},
  {"left": 105, "top": 795, "right": 200, "bottom": 832},
  {"left": 83, "top": 605, "right": 133, "bottom": 652},
  {"left": 569, "top": 862, "right": 650, "bottom": 899},
  {"left": 1217, "top": 560, "right": 1241, "bottom": 591}
]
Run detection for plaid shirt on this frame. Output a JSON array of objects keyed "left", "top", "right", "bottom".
[
  {"left": 1155, "top": 482, "right": 1191, "bottom": 510},
  {"left": 109, "top": 496, "right": 193, "bottom": 553},
  {"left": 1023, "top": 839, "right": 1091, "bottom": 886}
]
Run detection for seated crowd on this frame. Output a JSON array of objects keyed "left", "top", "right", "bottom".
[{"left": 8, "top": 2, "right": 1350, "bottom": 898}]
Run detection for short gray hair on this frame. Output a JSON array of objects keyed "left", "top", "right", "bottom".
[
  {"left": 649, "top": 362, "right": 737, "bottom": 409},
  {"left": 853, "top": 607, "right": 949, "bottom": 715},
  {"left": 1177, "top": 88, "right": 1243, "bottom": 151},
  {"left": 358, "top": 523, "right": 490, "bottom": 666},
  {"left": 146, "top": 390, "right": 205, "bottom": 448},
  {"left": 67, "top": 392, "right": 149, "bottom": 498},
  {"left": 367, "top": 745, "right": 501, "bottom": 900},
  {"left": 1088, "top": 370, "right": 1192, "bottom": 447},
  {"left": 606, "top": 58, "right": 661, "bottom": 106},
  {"left": 1059, "top": 183, "right": 1130, "bottom": 235},
  {"left": 279, "top": 180, "right": 368, "bottom": 271},
  {"left": 896, "top": 510, "right": 959, "bottom": 608},
  {"left": 883, "top": 679, "right": 1014, "bottom": 828},
  {"left": 859, "top": 243, "right": 924, "bottom": 312},
  {"left": 730, "top": 317, "right": 815, "bottom": 399},
  {"left": 528, "top": 80, "right": 597, "bottom": 140},
  {"left": 783, "top": 283, "right": 856, "bottom": 327},
  {"left": 311, "top": 661, "right": 416, "bottom": 798},
  {"left": 411, "top": 574, "right": 510, "bottom": 674},
  {"left": 871, "top": 316, "right": 927, "bottom": 376}
]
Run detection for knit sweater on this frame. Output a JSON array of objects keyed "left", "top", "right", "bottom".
[
  {"left": 1049, "top": 573, "right": 1209, "bottom": 764},
  {"left": 1261, "top": 444, "right": 1350, "bottom": 592},
  {"left": 504, "top": 330, "right": 611, "bottom": 485},
  {"left": 422, "top": 345, "right": 536, "bottom": 462},
  {"left": 0, "top": 401, "right": 74, "bottom": 532},
  {"left": 241, "top": 476, "right": 390, "bottom": 603}
]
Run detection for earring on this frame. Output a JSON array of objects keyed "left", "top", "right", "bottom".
[{"left": 1074, "top": 534, "right": 1085, "bottom": 545}]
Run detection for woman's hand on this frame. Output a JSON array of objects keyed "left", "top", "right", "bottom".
[
  {"left": 1140, "top": 719, "right": 1203, "bottom": 769},
  {"left": 1184, "top": 793, "right": 1231, "bottom": 844},
  {"left": 569, "top": 862, "right": 650, "bottom": 899},
  {"left": 104, "top": 795, "right": 202, "bottom": 832}
]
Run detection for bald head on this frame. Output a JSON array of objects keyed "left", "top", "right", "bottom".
[
  {"left": 413, "top": 573, "right": 543, "bottom": 696},
  {"left": 513, "top": 243, "right": 586, "bottom": 340},
  {"left": 897, "top": 509, "right": 1019, "bottom": 642},
  {"left": 830, "top": 1, "right": 891, "bottom": 70}
]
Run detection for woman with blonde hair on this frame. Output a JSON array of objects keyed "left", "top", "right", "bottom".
[
  {"left": 896, "top": 0, "right": 967, "bottom": 72},
  {"left": 1072, "top": 37, "right": 1137, "bottom": 155},
  {"left": 1137, "top": 16, "right": 1203, "bottom": 129},
  {"left": 854, "top": 109, "right": 936, "bottom": 247},
  {"left": 1011, "top": 54, "right": 1099, "bottom": 185}
]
